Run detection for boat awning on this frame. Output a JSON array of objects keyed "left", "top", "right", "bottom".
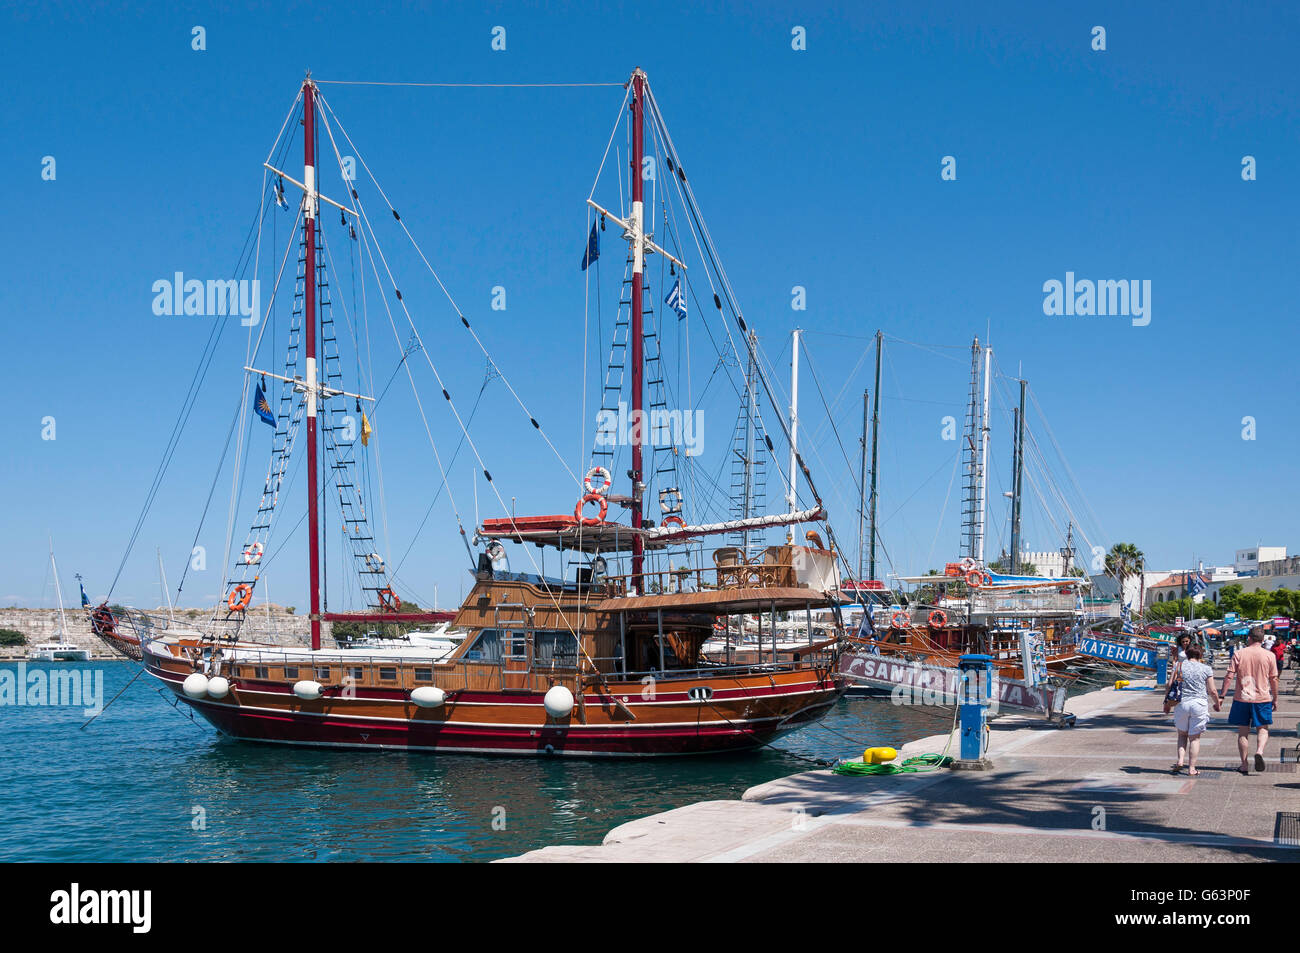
[
  {"left": 596, "top": 587, "right": 838, "bottom": 615},
  {"left": 477, "top": 516, "right": 666, "bottom": 553}
]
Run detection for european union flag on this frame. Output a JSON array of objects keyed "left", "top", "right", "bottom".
[
  {"left": 580, "top": 219, "right": 599, "bottom": 271},
  {"left": 253, "top": 381, "right": 276, "bottom": 428}
]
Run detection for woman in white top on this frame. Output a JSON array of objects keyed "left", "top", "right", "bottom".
[{"left": 1165, "top": 645, "right": 1219, "bottom": 776}]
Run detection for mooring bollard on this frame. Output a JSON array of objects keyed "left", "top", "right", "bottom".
[{"left": 954, "top": 654, "right": 994, "bottom": 769}]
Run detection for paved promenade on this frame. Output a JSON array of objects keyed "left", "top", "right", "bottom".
[{"left": 506, "top": 661, "right": 1300, "bottom": 862}]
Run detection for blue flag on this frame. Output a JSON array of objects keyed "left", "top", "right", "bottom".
[
  {"left": 665, "top": 278, "right": 687, "bottom": 319},
  {"left": 253, "top": 382, "right": 276, "bottom": 428},
  {"left": 1188, "top": 572, "right": 1206, "bottom": 597},
  {"left": 79, "top": 582, "right": 90, "bottom": 608},
  {"left": 580, "top": 219, "right": 599, "bottom": 271}
]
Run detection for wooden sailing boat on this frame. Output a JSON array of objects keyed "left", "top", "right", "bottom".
[{"left": 97, "top": 69, "right": 847, "bottom": 755}]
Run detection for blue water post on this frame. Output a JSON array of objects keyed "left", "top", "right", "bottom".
[
  {"left": 958, "top": 654, "right": 994, "bottom": 763},
  {"left": 1156, "top": 655, "right": 1168, "bottom": 687}
]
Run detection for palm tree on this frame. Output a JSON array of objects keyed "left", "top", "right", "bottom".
[{"left": 1105, "top": 543, "right": 1145, "bottom": 616}]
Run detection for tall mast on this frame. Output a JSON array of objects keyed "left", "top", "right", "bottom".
[
  {"left": 49, "top": 537, "right": 68, "bottom": 641},
  {"left": 857, "top": 388, "right": 868, "bottom": 583},
  {"left": 158, "top": 547, "right": 176, "bottom": 624},
  {"left": 975, "top": 344, "right": 992, "bottom": 564},
  {"left": 629, "top": 69, "right": 647, "bottom": 583},
  {"left": 1009, "top": 378, "right": 1026, "bottom": 574},
  {"left": 786, "top": 327, "right": 800, "bottom": 542},
  {"left": 303, "top": 75, "right": 323, "bottom": 650},
  {"left": 868, "top": 330, "right": 882, "bottom": 580}
]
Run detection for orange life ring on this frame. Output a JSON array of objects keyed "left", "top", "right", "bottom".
[
  {"left": 227, "top": 584, "right": 253, "bottom": 612},
  {"left": 965, "top": 569, "right": 987, "bottom": 588},
  {"left": 929, "top": 609, "right": 947, "bottom": 627},
  {"left": 378, "top": 587, "right": 401, "bottom": 611},
  {"left": 662, "top": 514, "right": 686, "bottom": 531},
  {"left": 890, "top": 611, "right": 910, "bottom": 629},
  {"left": 575, "top": 493, "right": 608, "bottom": 526}
]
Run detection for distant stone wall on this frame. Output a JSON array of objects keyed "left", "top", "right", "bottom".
[{"left": 0, "top": 606, "right": 310, "bottom": 658}]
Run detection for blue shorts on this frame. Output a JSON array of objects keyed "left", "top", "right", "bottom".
[{"left": 1227, "top": 700, "right": 1273, "bottom": 727}]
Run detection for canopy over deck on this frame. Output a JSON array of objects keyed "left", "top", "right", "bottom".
[{"left": 596, "top": 587, "right": 839, "bottom": 615}]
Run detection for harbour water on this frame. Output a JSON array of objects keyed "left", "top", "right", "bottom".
[{"left": 0, "top": 661, "right": 952, "bottom": 862}]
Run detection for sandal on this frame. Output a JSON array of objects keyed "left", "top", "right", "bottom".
[
  {"left": 1171, "top": 764, "right": 1184, "bottom": 775},
  {"left": 1188, "top": 768, "right": 1200, "bottom": 776}
]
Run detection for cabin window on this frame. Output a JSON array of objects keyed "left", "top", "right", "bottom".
[
  {"left": 316, "top": 667, "right": 331, "bottom": 680},
  {"left": 284, "top": 666, "right": 299, "bottom": 680},
  {"left": 379, "top": 667, "right": 398, "bottom": 681},
  {"left": 464, "top": 629, "right": 502, "bottom": 663},
  {"left": 534, "top": 630, "right": 578, "bottom": 666},
  {"left": 252, "top": 665, "right": 268, "bottom": 679},
  {"left": 414, "top": 668, "right": 433, "bottom": 682},
  {"left": 350, "top": 667, "right": 364, "bottom": 682}
]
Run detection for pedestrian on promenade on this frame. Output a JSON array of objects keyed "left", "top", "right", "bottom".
[
  {"left": 1175, "top": 633, "right": 1191, "bottom": 661},
  {"left": 1217, "top": 628, "right": 1279, "bottom": 775},
  {"left": 1167, "top": 646, "right": 1217, "bottom": 776}
]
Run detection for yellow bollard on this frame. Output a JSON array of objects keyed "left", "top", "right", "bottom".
[
  {"left": 1115, "top": 679, "right": 1130, "bottom": 689},
  {"left": 862, "top": 746, "right": 898, "bottom": 764}
]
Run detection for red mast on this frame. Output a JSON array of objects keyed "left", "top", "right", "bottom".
[
  {"left": 629, "top": 69, "right": 646, "bottom": 584},
  {"left": 303, "top": 76, "right": 323, "bottom": 651}
]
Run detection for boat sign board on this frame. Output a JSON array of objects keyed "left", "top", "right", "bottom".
[
  {"left": 839, "top": 653, "right": 1066, "bottom": 715},
  {"left": 1076, "top": 636, "right": 1156, "bottom": 670}
]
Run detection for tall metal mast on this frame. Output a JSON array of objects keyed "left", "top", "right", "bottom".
[
  {"left": 976, "top": 344, "right": 991, "bottom": 564},
  {"left": 868, "top": 330, "right": 882, "bottom": 581},
  {"left": 786, "top": 327, "right": 801, "bottom": 542},
  {"left": 628, "top": 69, "right": 647, "bottom": 583},
  {"left": 1009, "top": 378, "right": 1026, "bottom": 574},
  {"left": 303, "top": 75, "right": 323, "bottom": 650},
  {"left": 857, "top": 388, "right": 868, "bottom": 583}
]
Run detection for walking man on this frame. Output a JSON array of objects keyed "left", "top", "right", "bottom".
[{"left": 1216, "top": 627, "right": 1279, "bottom": 774}]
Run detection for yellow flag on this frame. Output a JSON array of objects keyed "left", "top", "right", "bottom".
[{"left": 360, "top": 410, "right": 373, "bottom": 447}]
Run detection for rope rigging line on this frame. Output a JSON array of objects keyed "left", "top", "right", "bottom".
[
  {"left": 315, "top": 80, "right": 626, "bottom": 88},
  {"left": 315, "top": 93, "right": 581, "bottom": 489}
]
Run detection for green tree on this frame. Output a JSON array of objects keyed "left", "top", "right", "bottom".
[
  {"left": 0, "top": 628, "right": 26, "bottom": 647},
  {"left": 1105, "top": 543, "right": 1145, "bottom": 612}
]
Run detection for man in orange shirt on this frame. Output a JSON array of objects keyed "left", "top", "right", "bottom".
[{"left": 1216, "top": 628, "right": 1279, "bottom": 774}]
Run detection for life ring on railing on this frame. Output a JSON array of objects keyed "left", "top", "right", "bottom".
[
  {"left": 890, "top": 611, "right": 910, "bottom": 629},
  {"left": 713, "top": 616, "right": 727, "bottom": 632},
  {"left": 378, "top": 587, "right": 401, "bottom": 611},
  {"left": 227, "top": 584, "right": 253, "bottom": 612},
  {"left": 965, "top": 569, "right": 988, "bottom": 588},
  {"left": 661, "top": 514, "right": 686, "bottom": 532},
  {"left": 583, "top": 466, "right": 612, "bottom": 496},
  {"left": 485, "top": 541, "right": 506, "bottom": 563},
  {"left": 575, "top": 493, "right": 608, "bottom": 526},
  {"left": 659, "top": 486, "right": 683, "bottom": 514},
  {"left": 242, "top": 541, "right": 264, "bottom": 565},
  {"left": 929, "top": 609, "right": 948, "bottom": 628},
  {"left": 960, "top": 557, "right": 977, "bottom": 572}
]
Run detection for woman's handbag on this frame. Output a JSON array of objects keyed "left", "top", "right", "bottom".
[{"left": 1163, "top": 662, "right": 1183, "bottom": 713}]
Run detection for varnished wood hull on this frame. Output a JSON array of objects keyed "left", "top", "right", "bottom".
[{"left": 147, "top": 652, "right": 844, "bottom": 757}]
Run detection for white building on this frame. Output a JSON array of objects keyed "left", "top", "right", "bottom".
[{"left": 1234, "top": 546, "right": 1287, "bottom": 576}]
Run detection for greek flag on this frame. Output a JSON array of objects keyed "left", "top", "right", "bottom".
[
  {"left": 665, "top": 278, "right": 687, "bottom": 319},
  {"left": 79, "top": 582, "right": 90, "bottom": 608},
  {"left": 1188, "top": 572, "right": 1206, "bottom": 597}
]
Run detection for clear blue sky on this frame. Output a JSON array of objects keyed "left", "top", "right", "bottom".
[{"left": 4, "top": 2, "right": 1298, "bottom": 610}]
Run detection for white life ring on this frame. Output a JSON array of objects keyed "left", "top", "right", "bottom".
[
  {"left": 365, "top": 552, "right": 385, "bottom": 570},
  {"left": 960, "top": 557, "right": 976, "bottom": 572},
  {"left": 485, "top": 541, "right": 507, "bottom": 563},
  {"left": 659, "top": 486, "right": 683, "bottom": 514},
  {"left": 243, "top": 541, "right": 264, "bottom": 565},
  {"left": 584, "top": 466, "right": 612, "bottom": 496}
]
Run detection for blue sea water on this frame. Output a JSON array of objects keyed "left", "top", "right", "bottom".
[{"left": 0, "top": 661, "right": 952, "bottom": 862}]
